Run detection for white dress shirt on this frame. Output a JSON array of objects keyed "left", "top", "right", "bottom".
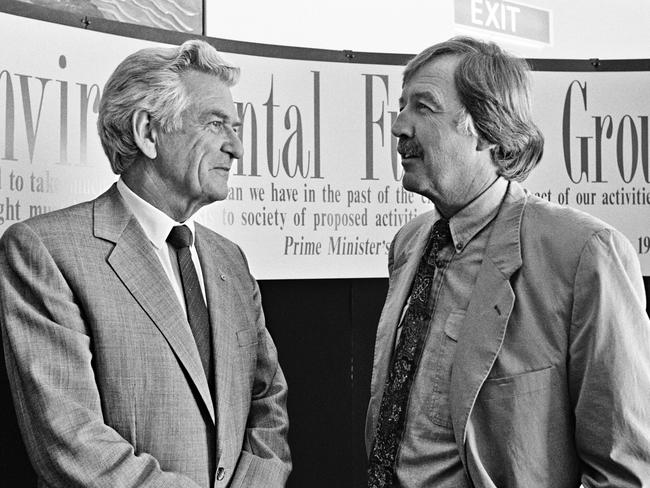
[{"left": 116, "top": 178, "right": 207, "bottom": 314}]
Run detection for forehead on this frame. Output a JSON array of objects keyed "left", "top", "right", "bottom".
[
  {"left": 180, "top": 70, "right": 236, "bottom": 119},
  {"left": 401, "top": 55, "right": 462, "bottom": 105}
]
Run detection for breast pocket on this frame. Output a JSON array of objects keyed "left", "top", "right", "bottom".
[
  {"left": 235, "top": 328, "right": 258, "bottom": 371},
  {"left": 231, "top": 328, "right": 259, "bottom": 406},
  {"left": 425, "top": 310, "right": 465, "bottom": 429},
  {"left": 236, "top": 328, "right": 258, "bottom": 348},
  {"left": 443, "top": 310, "right": 463, "bottom": 341}
]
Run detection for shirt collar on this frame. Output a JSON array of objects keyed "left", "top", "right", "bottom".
[
  {"left": 117, "top": 178, "right": 197, "bottom": 249},
  {"left": 447, "top": 177, "right": 508, "bottom": 253}
]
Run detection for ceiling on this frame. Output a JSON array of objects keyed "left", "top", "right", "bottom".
[{"left": 205, "top": 0, "right": 650, "bottom": 59}]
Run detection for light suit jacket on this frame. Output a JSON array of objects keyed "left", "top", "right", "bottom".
[
  {"left": 366, "top": 182, "right": 650, "bottom": 487},
  {"left": 0, "top": 184, "right": 291, "bottom": 487}
]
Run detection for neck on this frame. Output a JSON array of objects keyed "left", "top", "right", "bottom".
[
  {"left": 121, "top": 162, "right": 200, "bottom": 222},
  {"left": 435, "top": 175, "right": 500, "bottom": 218}
]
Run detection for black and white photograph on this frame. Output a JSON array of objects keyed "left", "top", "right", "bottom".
[{"left": 0, "top": 1, "right": 649, "bottom": 486}]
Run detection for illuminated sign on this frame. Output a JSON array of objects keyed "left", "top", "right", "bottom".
[{"left": 455, "top": 0, "right": 551, "bottom": 43}]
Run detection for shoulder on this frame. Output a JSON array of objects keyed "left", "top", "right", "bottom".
[
  {"left": 522, "top": 192, "right": 626, "bottom": 247},
  {"left": 0, "top": 200, "right": 100, "bottom": 290},
  {"left": 1, "top": 199, "right": 95, "bottom": 249},
  {"left": 518, "top": 191, "right": 636, "bottom": 272},
  {"left": 523, "top": 192, "right": 614, "bottom": 237}
]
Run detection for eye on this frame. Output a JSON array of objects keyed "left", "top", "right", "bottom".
[{"left": 209, "top": 120, "right": 224, "bottom": 131}]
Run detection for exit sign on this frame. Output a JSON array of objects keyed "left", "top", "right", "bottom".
[{"left": 455, "top": 0, "right": 551, "bottom": 44}]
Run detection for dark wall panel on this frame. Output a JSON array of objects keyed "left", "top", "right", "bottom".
[
  {"left": 1, "top": 277, "right": 648, "bottom": 486},
  {"left": 258, "top": 279, "right": 388, "bottom": 488},
  {"left": 0, "top": 349, "right": 36, "bottom": 486}
]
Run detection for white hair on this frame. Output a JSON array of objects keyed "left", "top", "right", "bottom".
[{"left": 97, "top": 39, "right": 239, "bottom": 174}]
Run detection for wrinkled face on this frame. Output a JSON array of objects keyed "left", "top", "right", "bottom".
[
  {"left": 154, "top": 70, "right": 243, "bottom": 214},
  {"left": 392, "top": 55, "right": 492, "bottom": 215}
]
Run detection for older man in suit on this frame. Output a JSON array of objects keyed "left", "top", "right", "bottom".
[
  {"left": 0, "top": 40, "right": 290, "bottom": 487},
  {"left": 366, "top": 37, "right": 650, "bottom": 487}
]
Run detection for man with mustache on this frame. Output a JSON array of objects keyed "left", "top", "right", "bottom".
[
  {"left": 0, "top": 40, "right": 290, "bottom": 487},
  {"left": 366, "top": 36, "right": 650, "bottom": 487}
]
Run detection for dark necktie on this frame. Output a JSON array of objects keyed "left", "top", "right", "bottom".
[
  {"left": 367, "top": 218, "right": 452, "bottom": 488},
  {"left": 167, "top": 225, "right": 214, "bottom": 395}
]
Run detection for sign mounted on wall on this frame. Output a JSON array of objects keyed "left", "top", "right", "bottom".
[
  {"left": 1, "top": 12, "right": 648, "bottom": 279},
  {"left": 454, "top": 0, "right": 552, "bottom": 44}
]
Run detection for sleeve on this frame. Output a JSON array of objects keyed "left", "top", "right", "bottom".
[
  {"left": 228, "top": 248, "right": 291, "bottom": 488},
  {"left": 569, "top": 227, "right": 650, "bottom": 487},
  {"left": 0, "top": 222, "right": 202, "bottom": 488}
]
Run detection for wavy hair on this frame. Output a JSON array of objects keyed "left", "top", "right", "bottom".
[
  {"left": 97, "top": 39, "right": 239, "bottom": 174},
  {"left": 404, "top": 36, "right": 544, "bottom": 181}
]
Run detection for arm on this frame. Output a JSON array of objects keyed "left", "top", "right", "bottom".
[
  {"left": 228, "top": 250, "right": 291, "bottom": 488},
  {"left": 0, "top": 222, "right": 202, "bottom": 488},
  {"left": 569, "top": 228, "right": 650, "bottom": 487}
]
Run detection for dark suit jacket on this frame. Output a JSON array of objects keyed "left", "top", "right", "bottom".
[
  {"left": 366, "top": 181, "right": 650, "bottom": 487},
  {"left": 0, "top": 184, "right": 291, "bottom": 487}
]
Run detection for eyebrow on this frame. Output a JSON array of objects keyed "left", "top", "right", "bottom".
[
  {"left": 204, "top": 109, "right": 242, "bottom": 126},
  {"left": 400, "top": 89, "right": 444, "bottom": 110}
]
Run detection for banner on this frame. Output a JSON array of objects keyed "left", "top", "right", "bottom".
[{"left": 0, "top": 13, "right": 648, "bottom": 278}]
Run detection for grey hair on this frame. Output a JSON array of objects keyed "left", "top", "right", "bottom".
[
  {"left": 456, "top": 107, "right": 478, "bottom": 137},
  {"left": 97, "top": 39, "right": 240, "bottom": 174},
  {"left": 404, "top": 36, "right": 544, "bottom": 181}
]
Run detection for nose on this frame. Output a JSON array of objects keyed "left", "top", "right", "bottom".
[
  {"left": 391, "top": 109, "right": 413, "bottom": 139},
  {"left": 224, "top": 128, "right": 244, "bottom": 160}
]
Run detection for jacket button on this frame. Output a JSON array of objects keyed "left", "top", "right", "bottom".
[{"left": 216, "top": 467, "right": 226, "bottom": 481}]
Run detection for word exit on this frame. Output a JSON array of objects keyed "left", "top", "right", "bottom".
[{"left": 455, "top": 0, "right": 551, "bottom": 44}]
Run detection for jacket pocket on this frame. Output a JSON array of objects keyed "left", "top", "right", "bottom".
[
  {"left": 481, "top": 365, "right": 553, "bottom": 401},
  {"left": 469, "top": 365, "right": 573, "bottom": 485}
]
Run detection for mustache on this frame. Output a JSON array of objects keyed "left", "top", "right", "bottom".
[{"left": 396, "top": 137, "right": 423, "bottom": 157}]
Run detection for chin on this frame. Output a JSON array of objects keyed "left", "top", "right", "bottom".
[
  {"left": 401, "top": 174, "right": 421, "bottom": 195},
  {"left": 203, "top": 187, "right": 229, "bottom": 203},
  {"left": 213, "top": 191, "right": 229, "bottom": 202}
]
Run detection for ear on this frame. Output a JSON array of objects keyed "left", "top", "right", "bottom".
[
  {"left": 132, "top": 109, "right": 158, "bottom": 159},
  {"left": 476, "top": 137, "right": 495, "bottom": 153}
]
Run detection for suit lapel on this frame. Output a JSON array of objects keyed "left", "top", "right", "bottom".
[
  {"left": 449, "top": 182, "right": 526, "bottom": 465},
  {"left": 93, "top": 185, "right": 216, "bottom": 424}
]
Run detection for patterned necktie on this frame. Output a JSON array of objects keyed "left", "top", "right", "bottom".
[
  {"left": 368, "top": 218, "right": 452, "bottom": 488},
  {"left": 167, "top": 225, "right": 214, "bottom": 395}
]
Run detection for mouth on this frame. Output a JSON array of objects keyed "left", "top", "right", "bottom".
[
  {"left": 399, "top": 152, "right": 423, "bottom": 168},
  {"left": 397, "top": 139, "right": 422, "bottom": 162},
  {"left": 400, "top": 153, "right": 421, "bottom": 162}
]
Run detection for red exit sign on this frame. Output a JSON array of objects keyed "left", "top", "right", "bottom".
[{"left": 455, "top": 0, "right": 551, "bottom": 44}]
